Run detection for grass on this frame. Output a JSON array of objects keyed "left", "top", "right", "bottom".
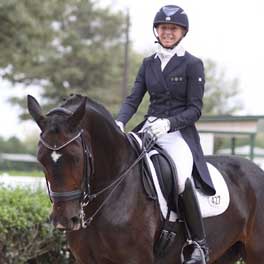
[{"left": 0, "top": 170, "right": 44, "bottom": 177}]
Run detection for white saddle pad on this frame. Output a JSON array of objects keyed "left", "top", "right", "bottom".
[
  {"left": 196, "top": 162, "right": 230, "bottom": 218},
  {"left": 146, "top": 152, "right": 230, "bottom": 220},
  {"left": 128, "top": 132, "right": 230, "bottom": 220}
]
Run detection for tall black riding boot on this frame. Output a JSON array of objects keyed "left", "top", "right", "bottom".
[{"left": 181, "top": 178, "right": 209, "bottom": 264}]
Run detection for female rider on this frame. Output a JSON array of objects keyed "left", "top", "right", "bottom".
[{"left": 116, "top": 5, "right": 215, "bottom": 264}]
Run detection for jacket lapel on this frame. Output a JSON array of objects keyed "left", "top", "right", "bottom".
[
  {"left": 162, "top": 54, "right": 185, "bottom": 76},
  {"left": 151, "top": 56, "right": 168, "bottom": 89}
]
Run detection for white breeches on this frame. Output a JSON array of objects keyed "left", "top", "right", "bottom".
[
  {"left": 141, "top": 120, "right": 193, "bottom": 194},
  {"left": 156, "top": 131, "right": 193, "bottom": 194}
]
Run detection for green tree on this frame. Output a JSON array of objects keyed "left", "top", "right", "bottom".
[
  {"left": 203, "top": 59, "right": 242, "bottom": 115},
  {"left": 123, "top": 58, "right": 243, "bottom": 130},
  {"left": 0, "top": 136, "right": 25, "bottom": 153},
  {"left": 0, "top": 0, "right": 141, "bottom": 118},
  {"left": 202, "top": 59, "right": 244, "bottom": 153}
]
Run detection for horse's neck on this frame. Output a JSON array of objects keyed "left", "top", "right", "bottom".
[{"left": 87, "top": 119, "right": 133, "bottom": 188}]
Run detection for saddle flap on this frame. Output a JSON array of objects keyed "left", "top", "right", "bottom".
[
  {"left": 127, "top": 132, "right": 179, "bottom": 214},
  {"left": 149, "top": 146, "right": 179, "bottom": 212}
]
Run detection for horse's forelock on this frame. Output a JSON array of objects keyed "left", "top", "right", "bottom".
[
  {"left": 44, "top": 114, "right": 70, "bottom": 136},
  {"left": 49, "top": 123, "right": 61, "bottom": 134}
]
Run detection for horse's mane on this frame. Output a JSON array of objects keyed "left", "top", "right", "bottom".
[{"left": 48, "top": 94, "right": 116, "bottom": 127}]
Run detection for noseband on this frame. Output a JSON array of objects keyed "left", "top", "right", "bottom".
[
  {"left": 40, "top": 129, "right": 94, "bottom": 203},
  {"left": 40, "top": 128, "right": 155, "bottom": 228}
]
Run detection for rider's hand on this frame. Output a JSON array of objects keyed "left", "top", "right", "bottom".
[
  {"left": 115, "top": 120, "right": 125, "bottom": 132},
  {"left": 148, "top": 118, "right": 170, "bottom": 138}
]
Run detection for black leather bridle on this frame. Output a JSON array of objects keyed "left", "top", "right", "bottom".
[
  {"left": 39, "top": 129, "right": 93, "bottom": 203},
  {"left": 39, "top": 129, "right": 155, "bottom": 228}
]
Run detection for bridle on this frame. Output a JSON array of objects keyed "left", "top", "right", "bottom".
[
  {"left": 39, "top": 128, "right": 155, "bottom": 228},
  {"left": 40, "top": 129, "right": 94, "bottom": 203}
]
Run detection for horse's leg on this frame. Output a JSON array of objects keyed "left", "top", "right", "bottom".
[
  {"left": 244, "top": 203, "right": 264, "bottom": 263},
  {"left": 211, "top": 242, "right": 245, "bottom": 264},
  {"left": 245, "top": 230, "right": 264, "bottom": 263}
]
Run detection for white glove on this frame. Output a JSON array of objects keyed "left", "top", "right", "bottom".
[
  {"left": 147, "top": 118, "right": 170, "bottom": 138},
  {"left": 115, "top": 120, "right": 125, "bottom": 132}
]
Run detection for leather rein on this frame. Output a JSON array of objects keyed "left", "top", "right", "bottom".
[{"left": 39, "top": 129, "right": 154, "bottom": 228}]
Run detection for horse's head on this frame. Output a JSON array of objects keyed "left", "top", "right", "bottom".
[{"left": 27, "top": 95, "right": 90, "bottom": 231}]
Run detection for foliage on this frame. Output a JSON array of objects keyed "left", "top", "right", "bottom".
[
  {"left": 0, "top": 0, "right": 241, "bottom": 125},
  {"left": 0, "top": 0, "right": 142, "bottom": 118},
  {"left": 0, "top": 160, "right": 40, "bottom": 172},
  {"left": 0, "top": 134, "right": 38, "bottom": 155},
  {"left": 0, "top": 187, "right": 74, "bottom": 263},
  {"left": 121, "top": 57, "right": 243, "bottom": 131},
  {"left": 0, "top": 135, "right": 41, "bottom": 171},
  {"left": 203, "top": 59, "right": 242, "bottom": 115},
  {"left": 0, "top": 187, "right": 245, "bottom": 263},
  {"left": 0, "top": 136, "right": 26, "bottom": 154},
  {"left": 0, "top": 160, "right": 41, "bottom": 173}
]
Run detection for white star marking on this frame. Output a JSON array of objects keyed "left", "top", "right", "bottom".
[{"left": 51, "top": 151, "right": 62, "bottom": 162}]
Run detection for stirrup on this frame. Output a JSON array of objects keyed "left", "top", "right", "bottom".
[{"left": 180, "top": 239, "right": 206, "bottom": 264}]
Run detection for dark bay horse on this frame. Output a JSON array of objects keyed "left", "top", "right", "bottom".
[{"left": 27, "top": 94, "right": 264, "bottom": 264}]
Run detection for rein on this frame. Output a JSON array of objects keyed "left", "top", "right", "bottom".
[
  {"left": 80, "top": 133, "right": 155, "bottom": 227},
  {"left": 40, "top": 128, "right": 155, "bottom": 228}
]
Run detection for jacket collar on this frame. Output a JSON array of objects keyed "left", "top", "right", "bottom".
[
  {"left": 162, "top": 52, "right": 185, "bottom": 76},
  {"left": 154, "top": 45, "right": 185, "bottom": 60},
  {"left": 152, "top": 45, "right": 186, "bottom": 77}
]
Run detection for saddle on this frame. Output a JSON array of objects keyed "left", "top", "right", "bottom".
[
  {"left": 127, "top": 132, "right": 230, "bottom": 258},
  {"left": 127, "top": 132, "right": 179, "bottom": 212},
  {"left": 127, "top": 132, "right": 183, "bottom": 257}
]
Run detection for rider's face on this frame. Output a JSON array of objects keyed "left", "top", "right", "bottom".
[{"left": 156, "top": 24, "right": 185, "bottom": 48}]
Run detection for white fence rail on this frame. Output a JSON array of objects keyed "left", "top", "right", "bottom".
[{"left": 0, "top": 173, "right": 46, "bottom": 191}]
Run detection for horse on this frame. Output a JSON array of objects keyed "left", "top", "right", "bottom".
[{"left": 27, "top": 93, "right": 264, "bottom": 264}]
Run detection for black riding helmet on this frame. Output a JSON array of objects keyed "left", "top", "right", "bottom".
[{"left": 153, "top": 5, "right": 189, "bottom": 48}]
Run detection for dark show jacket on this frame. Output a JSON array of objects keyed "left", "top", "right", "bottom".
[{"left": 117, "top": 51, "right": 216, "bottom": 196}]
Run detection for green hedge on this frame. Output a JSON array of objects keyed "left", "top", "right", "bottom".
[
  {"left": 0, "top": 186, "right": 246, "bottom": 264},
  {"left": 0, "top": 186, "right": 74, "bottom": 264}
]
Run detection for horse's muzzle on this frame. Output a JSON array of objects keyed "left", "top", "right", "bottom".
[
  {"left": 51, "top": 214, "right": 82, "bottom": 231},
  {"left": 50, "top": 202, "right": 82, "bottom": 231}
]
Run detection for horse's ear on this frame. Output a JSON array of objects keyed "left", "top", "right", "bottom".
[
  {"left": 27, "top": 95, "right": 47, "bottom": 131},
  {"left": 67, "top": 97, "right": 87, "bottom": 129}
]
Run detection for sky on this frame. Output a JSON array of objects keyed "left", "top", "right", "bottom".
[{"left": 1, "top": 0, "right": 264, "bottom": 139}]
